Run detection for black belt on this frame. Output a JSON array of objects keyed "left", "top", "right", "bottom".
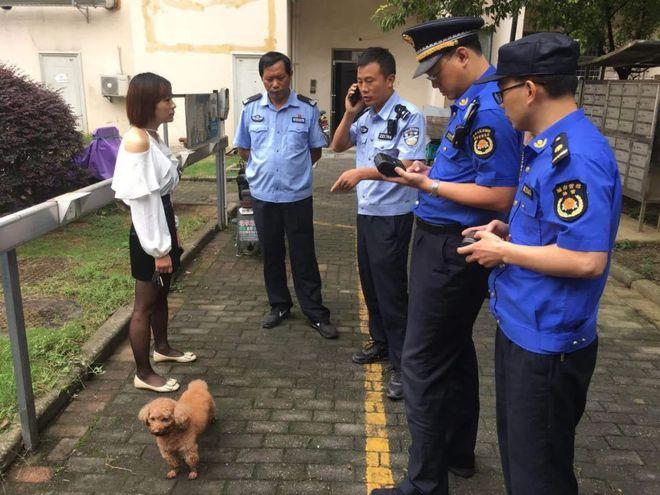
[
  {"left": 415, "top": 217, "right": 466, "bottom": 235},
  {"left": 161, "top": 194, "right": 172, "bottom": 208}
]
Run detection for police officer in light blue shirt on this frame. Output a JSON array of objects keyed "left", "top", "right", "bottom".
[
  {"left": 234, "top": 51, "right": 337, "bottom": 339},
  {"left": 330, "top": 47, "right": 427, "bottom": 401},
  {"left": 373, "top": 18, "right": 522, "bottom": 495},
  {"left": 459, "top": 33, "right": 622, "bottom": 494}
]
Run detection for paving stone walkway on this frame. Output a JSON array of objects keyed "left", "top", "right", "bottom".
[{"left": 2, "top": 155, "right": 659, "bottom": 494}]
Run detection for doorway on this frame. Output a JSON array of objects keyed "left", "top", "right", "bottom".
[
  {"left": 232, "top": 54, "right": 264, "bottom": 133},
  {"left": 331, "top": 49, "right": 362, "bottom": 134},
  {"left": 39, "top": 53, "right": 87, "bottom": 131}
]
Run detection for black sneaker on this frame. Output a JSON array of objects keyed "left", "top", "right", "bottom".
[
  {"left": 308, "top": 320, "right": 338, "bottom": 339},
  {"left": 262, "top": 307, "right": 291, "bottom": 329},
  {"left": 448, "top": 464, "right": 476, "bottom": 478},
  {"left": 386, "top": 369, "right": 403, "bottom": 401},
  {"left": 352, "top": 340, "right": 388, "bottom": 364}
]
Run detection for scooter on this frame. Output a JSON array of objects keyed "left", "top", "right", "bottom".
[{"left": 230, "top": 149, "right": 261, "bottom": 256}]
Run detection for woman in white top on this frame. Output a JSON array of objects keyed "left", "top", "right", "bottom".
[{"left": 112, "top": 72, "right": 196, "bottom": 393}]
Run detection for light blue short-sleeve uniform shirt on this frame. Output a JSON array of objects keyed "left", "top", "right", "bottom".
[
  {"left": 349, "top": 92, "right": 427, "bottom": 216},
  {"left": 234, "top": 90, "right": 327, "bottom": 203}
]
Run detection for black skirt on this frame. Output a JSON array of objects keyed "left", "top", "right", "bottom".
[{"left": 129, "top": 194, "right": 183, "bottom": 282}]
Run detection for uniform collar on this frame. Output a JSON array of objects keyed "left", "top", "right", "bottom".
[
  {"left": 453, "top": 65, "right": 496, "bottom": 109},
  {"left": 526, "top": 109, "right": 585, "bottom": 155},
  {"left": 370, "top": 91, "right": 400, "bottom": 121},
  {"left": 259, "top": 89, "right": 299, "bottom": 110}
]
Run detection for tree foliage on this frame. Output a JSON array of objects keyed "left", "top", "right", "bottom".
[
  {"left": 372, "top": 0, "right": 660, "bottom": 78},
  {"left": 0, "top": 64, "right": 90, "bottom": 215}
]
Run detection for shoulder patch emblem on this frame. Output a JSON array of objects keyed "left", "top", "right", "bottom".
[
  {"left": 403, "top": 127, "right": 420, "bottom": 146},
  {"left": 554, "top": 180, "right": 587, "bottom": 222},
  {"left": 242, "top": 93, "right": 261, "bottom": 105},
  {"left": 360, "top": 125, "right": 369, "bottom": 134},
  {"left": 472, "top": 127, "right": 495, "bottom": 159},
  {"left": 251, "top": 114, "right": 264, "bottom": 122},
  {"left": 297, "top": 94, "right": 317, "bottom": 106},
  {"left": 551, "top": 133, "right": 570, "bottom": 166}
]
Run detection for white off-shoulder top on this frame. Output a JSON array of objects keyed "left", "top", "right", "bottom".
[{"left": 111, "top": 132, "right": 180, "bottom": 258}]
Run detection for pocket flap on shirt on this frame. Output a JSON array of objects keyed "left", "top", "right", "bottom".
[
  {"left": 249, "top": 124, "right": 268, "bottom": 133},
  {"left": 518, "top": 193, "right": 538, "bottom": 217},
  {"left": 437, "top": 142, "right": 460, "bottom": 160}
]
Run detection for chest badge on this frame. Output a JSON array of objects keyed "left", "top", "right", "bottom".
[
  {"left": 472, "top": 127, "right": 495, "bottom": 159},
  {"left": 251, "top": 114, "right": 264, "bottom": 122},
  {"left": 554, "top": 180, "right": 587, "bottom": 222},
  {"left": 292, "top": 114, "right": 306, "bottom": 124},
  {"left": 533, "top": 138, "right": 547, "bottom": 149},
  {"left": 378, "top": 132, "right": 394, "bottom": 141},
  {"left": 521, "top": 183, "right": 534, "bottom": 199},
  {"left": 403, "top": 127, "right": 420, "bottom": 146},
  {"left": 360, "top": 125, "right": 369, "bottom": 134}
]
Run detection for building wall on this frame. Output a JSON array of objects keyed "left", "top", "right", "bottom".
[
  {"left": 0, "top": 0, "right": 289, "bottom": 141},
  {"left": 291, "top": 1, "right": 526, "bottom": 115}
]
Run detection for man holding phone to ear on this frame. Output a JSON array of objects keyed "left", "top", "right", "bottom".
[{"left": 330, "top": 47, "right": 427, "bottom": 400}]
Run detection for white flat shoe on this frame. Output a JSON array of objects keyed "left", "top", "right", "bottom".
[
  {"left": 153, "top": 350, "right": 197, "bottom": 363},
  {"left": 134, "top": 375, "right": 180, "bottom": 393}
]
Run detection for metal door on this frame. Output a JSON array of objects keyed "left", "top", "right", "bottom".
[
  {"left": 233, "top": 54, "right": 264, "bottom": 132},
  {"left": 39, "top": 53, "right": 87, "bottom": 131}
]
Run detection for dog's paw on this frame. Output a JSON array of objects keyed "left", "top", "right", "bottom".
[
  {"left": 166, "top": 470, "right": 178, "bottom": 479},
  {"left": 188, "top": 471, "right": 198, "bottom": 480}
]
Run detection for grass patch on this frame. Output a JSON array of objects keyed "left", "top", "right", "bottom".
[
  {"left": 0, "top": 203, "right": 212, "bottom": 425},
  {"left": 613, "top": 240, "right": 660, "bottom": 282},
  {"left": 183, "top": 154, "right": 241, "bottom": 179}
]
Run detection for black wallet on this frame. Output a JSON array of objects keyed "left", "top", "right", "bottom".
[{"left": 374, "top": 153, "right": 405, "bottom": 178}]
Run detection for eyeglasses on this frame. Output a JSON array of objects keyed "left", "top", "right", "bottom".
[
  {"left": 493, "top": 82, "right": 526, "bottom": 104},
  {"left": 424, "top": 53, "right": 453, "bottom": 81}
]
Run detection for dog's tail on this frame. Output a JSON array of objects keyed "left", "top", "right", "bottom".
[{"left": 187, "top": 379, "right": 209, "bottom": 392}]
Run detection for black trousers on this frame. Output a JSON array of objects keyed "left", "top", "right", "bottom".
[
  {"left": 357, "top": 213, "right": 413, "bottom": 370},
  {"left": 496, "top": 328, "right": 598, "bottom": 495},
  {"left": 401, "top": 223, "right": 489, "bottom": 495},
  {"left": 252, "top": 196, "right": 330, "bottom": 323}
]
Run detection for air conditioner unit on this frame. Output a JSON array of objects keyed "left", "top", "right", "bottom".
[{"left": 101, "top": 74, "right": 130, "bottom": 97}]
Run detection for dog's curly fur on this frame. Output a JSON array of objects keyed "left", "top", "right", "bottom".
[{"left": 138, "top": 379, "right": 215, "bottom": 479}]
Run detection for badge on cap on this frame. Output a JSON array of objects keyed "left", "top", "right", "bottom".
[
  {"left": 554, "top": 180, "right": 587, "bottom": 222},
  {"left": 551, "top": 133, "right": 570, "bottom": 166},
  {"left": 403, "top": 127, "right": 420, "bottom": 146},
  {"left": 472, "top": 127, "right": 495, "bottom": 159}
]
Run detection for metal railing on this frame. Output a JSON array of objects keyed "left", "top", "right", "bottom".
[{"left": 0, "top": 100, "right": 228, "bottom": 450}]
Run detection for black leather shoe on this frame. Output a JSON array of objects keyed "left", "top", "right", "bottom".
[
  {"left": 309, "top": 320, "right": 338, "bottom": 339},
  {"left": 262, "top": 307, "right": 291, "bottom": 329},
  {"left": 448, "top": 464, "right": 476, "bottom": 478},
  {"left": 386, "top": 369, "right": 403, "bottom": 401},
  {"left": 370, "top": 488, "right": 403, "bottom": 495},
  {"left": 352, "top": 340, "right": 388, "bottom": 364}
]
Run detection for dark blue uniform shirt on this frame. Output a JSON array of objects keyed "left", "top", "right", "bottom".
[
  {"left": 414, "top": 66, "right": 522, "bottom": 226},
  {"left": 490, "top": 109, "right": 622, "bottom": 354}
]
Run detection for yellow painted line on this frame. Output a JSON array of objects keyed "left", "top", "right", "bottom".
[{"left": 358, "top": 283, "right": 395, "bottom": 492}]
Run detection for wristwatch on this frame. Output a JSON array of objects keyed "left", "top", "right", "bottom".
[{"left": 430, "top": 181, "right": 440, "bottom": 197}]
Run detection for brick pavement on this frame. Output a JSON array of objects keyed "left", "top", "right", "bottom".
[{"left": 2, "top": 154, "right": 660, "bottom": 494}]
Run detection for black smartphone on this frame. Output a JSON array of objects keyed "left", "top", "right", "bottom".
[
  {"left": 348, "top": 86, "right": 361, "bottom": 105},
  {"left": 374, "top": 153, "right": 405, "bottom": 178},
  {"left": 151, "top": 271, "right": 165, "bottom": 288}
]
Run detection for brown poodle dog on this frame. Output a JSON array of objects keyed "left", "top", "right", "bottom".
[{"left": 138, "top": 379, "right": 216, "bottom": 479}]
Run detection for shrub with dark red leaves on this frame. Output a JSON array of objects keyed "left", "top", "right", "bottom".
[{"left": 0, "top": 63, "right": 91, "bottom": 215}]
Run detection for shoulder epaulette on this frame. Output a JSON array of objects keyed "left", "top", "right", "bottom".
[
  {"left": 297, "top": 94, "right": 317, "bottom": 106},
  {"left": 394, "top": 104, "right": 411, "bottom": 120},
  {"left": 242, "top": 94, "right": 261, "bottom": 105},
  {"left": 551, "top": 132, "right": 570, "bottom": 166}
]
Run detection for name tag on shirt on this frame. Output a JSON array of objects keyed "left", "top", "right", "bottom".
[
  {"left": 522, "top": 184, "right": 534, "bottom": 198},
  {"left": 292, "top": 116, "right": 306, "bottom": 124},
  {"left": 378, "top": 133, "right": 393, "bottom": 141}
]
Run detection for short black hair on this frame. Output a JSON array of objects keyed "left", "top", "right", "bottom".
[
  {"left": 515, "top": 75, "right": 578, "bottom": 98},
  {"left": 259, "top": 51, "right": 292, "bottom": 77},
  {"left": 357, "top": 47, "right": 396, "bottom": 77},
  {"left": 126, "top": 72, "right": 172, "bottom": 127},
  {"left": 447, "top": 37, "right": 483, "bottom": 56}
]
